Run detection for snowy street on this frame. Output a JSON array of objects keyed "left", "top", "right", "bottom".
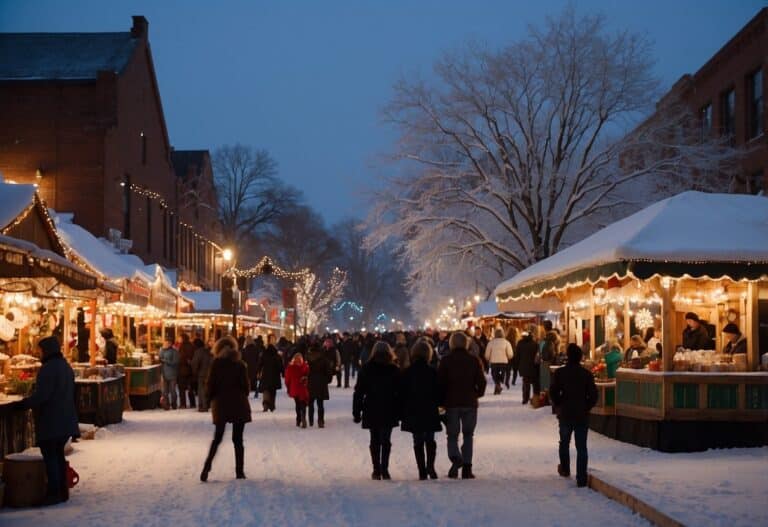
[{"left": 3, "top": 383, "right": 765, "bottom": 527}]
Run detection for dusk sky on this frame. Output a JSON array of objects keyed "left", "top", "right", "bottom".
[{"left": 1, "top": 0, "right": 763, "bottom": 224}]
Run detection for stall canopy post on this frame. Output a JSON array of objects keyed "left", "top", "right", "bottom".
[
  {"left": 589, "top": 289, "right": 596, "bottom": 360},
  {"left": 660, "top": 279, "right": 676, "bottom": 372},
  {"left": 746, "top": 281, "right": 759, "bottom": 371},
  {"left": 89, "top": 299, "right": 97, "bottom": 366}
]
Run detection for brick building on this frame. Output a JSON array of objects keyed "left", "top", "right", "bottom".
[
  {"left": 0, "top": 16, "right": 223, "bottom": 288},
  {"left": 650, "top": 8, "right": 767, "bottom": 193}
]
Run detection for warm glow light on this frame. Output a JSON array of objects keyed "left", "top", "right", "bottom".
[
  {"left": 222, "top": 248, "right": 234, "bottom": 262},
  {"left": 449, "top": 298, "right": 454, "bottom": 305},
  {"left": 474, "top": 294, "right": 481, "bottom": 303}
]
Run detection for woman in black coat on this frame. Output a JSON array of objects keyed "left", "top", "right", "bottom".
[
  {"left": 353, "top": 341, "right": 401, "bottom": 480},
  {"left": 307, "top": 343, "right": 332, "bottom": 427},
  {"left": 201, "top": 336, "right": 251, "bottom": 481},
  {"left": 400, "top": 339, "right": 442, "bottom": 480},
  {"left": 256, "top": 342, "right": 283, "bottom": 412},
  {"left": 516, "top": 330, "right": 540, "bottom": 404}
]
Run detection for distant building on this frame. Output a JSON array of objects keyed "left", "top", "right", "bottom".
[
  {"left": 640, "top": 8, "right": 767, "bottom": 193},
  {"left": 0, "top": 16, "right": 224, "bottom": 288}
]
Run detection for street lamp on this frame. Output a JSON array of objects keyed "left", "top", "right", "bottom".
[
  {"left": 222, "top": 248, "right": 233, "bottom": 263},
  {"left": 221, "top": 247, "right": 238, "bottom": 337}
]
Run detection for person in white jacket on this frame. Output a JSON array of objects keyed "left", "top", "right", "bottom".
[{"left": 485, "top": 328, "right": 514, "bottom": 395}]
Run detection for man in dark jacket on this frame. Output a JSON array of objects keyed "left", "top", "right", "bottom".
[
  {"left": 437, "top": 332, "right": 486, "bottom": 480},
  {"left": 516, "top": 331, "right": 540, "bottom": 404},
  {"left": 340, "top": 332, "right": 357, "bottom": 388},
  {"left": 549, "top": 344, "right": 598, "bottom": 488},
  {"left": 682, "top": 312, "right": 712, "bottom": 350},
  {"left": 241, "top": 335, "right": 261, "bottom": 399},
  {"left": 177, "top": 333, "right": 196, "bottom": 409},
  {"left": 16, "top": 336, "right": 80, "bottom": 505},
  {"left": 191, "top": 338, "right": 213, "bottom": 412}
]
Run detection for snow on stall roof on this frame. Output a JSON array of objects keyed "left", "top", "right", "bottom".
[
  {"left": 0, "top": 180, "right": 35, "bottom": 229},
  {"left": 53, "top": 212, "right": 152, "bottom": 282},
  {"left": 475, "top": 300, "right": 501, "bottom": 317},
  {"left": 495, "top": 192, "right": 768, "bottom": 296},
  {"left": 185, "top": 291, "right": 221, "bottom": 312},
  {"left": 0, "top": 232, "right": 93, "bottom": 277}
]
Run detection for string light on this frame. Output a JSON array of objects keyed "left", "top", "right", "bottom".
[
  {"left": 634, "top": 308, "right": 654, "bottom": 330},
  {"left": 333, "top": 301, "right": 364, "bottom": 313},
  {"left": 235, "top": 256, "right": 309, "bottom": 280}
]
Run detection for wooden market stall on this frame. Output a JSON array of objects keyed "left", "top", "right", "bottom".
[
  {"left": 474, "top": 298, "right": 562, "bottom": 339},
  {"left": 495, "top": 192, "right": 768, "bottom": 452}
]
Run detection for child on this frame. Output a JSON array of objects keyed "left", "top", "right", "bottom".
[{"left": 285, "top": 352, "right": 310, "bottom": 428}]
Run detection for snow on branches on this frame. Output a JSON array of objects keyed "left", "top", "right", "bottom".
[{"left": 296, "top": 267, "right": 348, "bottom": 335}]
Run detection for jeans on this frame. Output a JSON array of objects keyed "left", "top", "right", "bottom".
[
  {"left": 559, "top": 421, "right": 589, "bottom": 485},
  {"left": 491, "top": 364, "right": 506, "bottom": 385},
  {"left": 445, "top": 407, "right": 477, "bottom": 466},
  {"left": 39, "top": 437, "right": 68, "bottom": 499},
  {"left": 308, "top": 398, "right": 325, "bottom": 424},
  {"left": 162, "top": 378, "right": 178, "bottom": 409}
]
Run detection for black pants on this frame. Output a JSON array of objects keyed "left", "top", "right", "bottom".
[
  {"left": 294, "top": 398, "right": 307, "bottom": 424},
  {"left": 308, "top": 398, "right": 325, "bottom": 424},
  {"left": 369, "top": 427, "right": 393, "bottom": 449},
  {"left": 262, "top": 389, "right": 276, "bottom": 410},
  {"left": 505, "top": 363, "right": 517, "bottom": 386},
  {"left": 522, "top": 375, "right": 540, "bottom": 403},
  {"left": 335, "top": 369, "right": 342, "bottom": 387},
  {"left": 343, "top": 362, "right": 352, "bottom": 387},
  {"left": 491, "top": 364, "right": 506, "bottom": 385},
  {"left": 206, "top": 421, "right": 245, "bottom": 473},
  {"left": 39, "top": 437, "right": 68, "bottom": 499}
]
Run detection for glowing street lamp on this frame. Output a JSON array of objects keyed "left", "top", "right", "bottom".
[{"left": 222, "top": 247, "right": 234, "bottom": 263}]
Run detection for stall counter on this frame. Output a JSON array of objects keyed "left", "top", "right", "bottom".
[
  {"left": 124, "top": 365, "right": 162, "bottom": 410},
  {"left": 0, "top": 395, "right": 34, "bottom": 458},
  {"left": 75, "top": 375, "right": 125, "bottom": 426}
]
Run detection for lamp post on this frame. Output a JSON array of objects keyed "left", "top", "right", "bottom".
[{"left": 222, "top": 248, "right": 237, "bottom": 337}]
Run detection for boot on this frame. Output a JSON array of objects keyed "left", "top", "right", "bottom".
[
  {"left": 200, "top": 441, "right": 218, "bottom": 482},
  {"left": 380, "top": 445, "right": 392, "bottom": 480},
  {"left": 426, "top": 441, "right": 438, "bottom": 479},
  {"left": 558, "top": 464, "right": 570, "bottom": 478},
  {"left": 308, "top": 405, "right": 314, "bottom": 427},
  {"left": 301, "top": 409, "right": 307, "bottom": 428},
  {"left": 448, "top": 457, "right": 462, "bottom": 479},
  {"left": 235, "top": 444, "right": 246, "bottom": 479},
  {"left": 414, "top": 444, "right": 427, "bottom": 480},
  {"left": 494, "top": 383, "right": 502, "bottom": 395},
  {"left": 318, "top": 417, "right": 325, "bottom": 428},
  {"left": 370, "top": 445, "right": 381, "bottom": 480},
  {"left": 461, "top": 464, "right": 475, "bottom": 480}
]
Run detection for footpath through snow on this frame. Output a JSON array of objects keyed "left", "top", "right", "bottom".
[{"left": 2, "top": 385, "right": 766, "bottom": 527}]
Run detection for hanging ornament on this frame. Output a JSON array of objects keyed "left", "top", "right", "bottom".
[
  {"left": 634, "top": 308, "right": 654, "bottom": 330},
  {"left": 0, "top": 317, "right": 15, "bottom": 341},
  {"left": 605, "top": 309, "right": 618, "bottom": 332},
  {"left": 6, "top": 307, "right": 29, "bottom": 329}
]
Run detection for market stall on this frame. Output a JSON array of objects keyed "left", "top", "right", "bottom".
[
  {"left": 474, "top": 298, "right": 562, "bottom": 339},
  {"left": 495, "top": 192, "right": 768, "bottom": 452}
]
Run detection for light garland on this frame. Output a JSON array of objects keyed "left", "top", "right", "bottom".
[
  {"left": 333, "top": 301, "right": 364, "bottom": 313},
  {"left": 235, "top": 256, "right": 309, "bottom": 280},
  {"left": 605, "top": 309, "right": 618, "bottom": 332}
]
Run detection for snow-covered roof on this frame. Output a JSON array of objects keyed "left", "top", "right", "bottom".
[
  {"left": 495, "top": 192, "right": 768, "bottom": 298},
  {"left": 53, "top": 212, "right": 152, "bottom": 283},
  {"left": 475, "top": 300, "right": 500, "bottom": 317},
  {"left": 185, "top": 291, "right": 221, "bottom": 312},
  {"left": 0, "top": 181, "right": 36, "bottom": 229},
  {"left": 477, "top": 297, "right": 562, "bottom": 316}
]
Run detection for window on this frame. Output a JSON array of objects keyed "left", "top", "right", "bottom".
[
  {"left": 748, "top": 170, "right": 764, "bottom": 195},
  {"left": 721, "top": 89, "right": 735, "bottom": 138},
  {"left": 123, "top": 175, "right": 131, "bottom": 239},
  {"left": 141, "top": 132, "right": 147, "bottom": 165},
  {"left": 146, "top": 196, "right": 152, "bottom": 253},
  {"left": 700, "top": 103, "right": 712, "bottom": 141},
  {"left": 749, "top": 69, "right": 764, "bottom": 139}
]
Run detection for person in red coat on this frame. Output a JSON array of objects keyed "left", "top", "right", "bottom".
[{"left": 285, "top": 352, "right": 310, "bottom": 428}]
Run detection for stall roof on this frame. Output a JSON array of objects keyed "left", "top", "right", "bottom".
[
  {"left": 54, "top": 212, "right": 152, "bottom": 283},
  {"left": 185, "top": 289, "right": 274, "bottom": 313},
  {"left": 495, "top": 192, "right": 768, "bottom": 300},
  {"left": 0, "top": 182, "right": 36, "bottom": 229},
  {"left": 480, "top": 297, "right": 562, "bottom": 317}
]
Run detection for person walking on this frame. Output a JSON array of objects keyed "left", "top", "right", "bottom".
[
  {"left": 393, "top": 332, "right": 410, "bottom": 370},
  {"left": 256, "top": 340, "right": 283, "bottom": 412},
  {"left": 437, "top": 332, "right": 486, "bottom": 479},
  {"left": 353, "top": 341, "right": 401, "bottom": 480},
  {"left": 159, "top": 338, "right": 179, "bottom": 410},
  {"left": 539, "top": 329, "right": 559, "bottom": 393},
  {"left": 191, "top": 337, "right": 213, "bottom": 412},
  {"left": 13, "top": 336, "right": 80, "bottom": 505},
  {"left": 241, "top": 335, "right": 261, "bottom": 400},
  {"left": 340, "top": 332, "right": 357, "bottom": 388},
  {"left": 505, "top": 327, "right": 519, "bottom": 388},
  {"left": 486, "top": 328, "right": 514, "bottom": 395},
  {"left": 516, "top": 329, "right": 540, "bottom": 405},
  {"left": 400, "top": 340, "right": 441, "bottom": 480},
  {"left": 177, "top": 333, "right": 196, "bottom": 409},
  {"left": 549, "top": 344, "right": 598, "bottom": 488},
  {"left": 307, "top": 343, "right": 332, "bottom": 427},
  {"left": 285, "top": 352, "right": 310, "bottom": 428},
  {"left": 200, "top": 336, "right": 252, "bottom": 481}
]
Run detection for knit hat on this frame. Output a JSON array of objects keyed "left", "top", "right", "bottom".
[
  {"left": 38, "top": 335, "right": 61, "bottom": 360},
  {"left": 684, "top": 312, "right": 700, "bottom": 322},
  {"left": 722, "top": 323, "right": 740, "bottom": 335}
]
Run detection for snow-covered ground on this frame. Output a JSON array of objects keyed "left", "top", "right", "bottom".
[{"left": 2, "top": 384, "right": 766, "bottom": 527}]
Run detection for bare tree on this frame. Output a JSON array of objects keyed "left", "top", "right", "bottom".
[
  {"left": 367, "top": 7, "right": 740, "bottom": 301},
  {"left": 296, "top": 268, "right": 347, "bottom": 335},
  {"left": 213, "top": 144, "right": 298, "bottom": 246}
]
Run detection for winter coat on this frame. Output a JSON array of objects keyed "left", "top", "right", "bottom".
[
  {"left": 549, "top": 362, "right": 598, "bottom": 425},
  {"left": 105, "top": 338, "right": 118, "bottom": 365},
  {"left": 604, "top": 348, "right": 622, "bottom": 379},
  {"left": 394, "top": 344, "right": 410, "bottom": 370},
  {"left": 340, "top": 339, "right": 357, "bottom": 364},
  {"left": 20, "top": 352, "right": 79, "bottom": 442},
  {"left": 307, "top": 349, "right": 332, "bottom": 400},
  {"left": 724, "top": 335, "right": 747, "bottom": 355},
  {"left": 191, "top": 345, "right": 213, "bottom": 381},
  {"left": 285, "top": 362, "right": 310, "bottom": 403},
  {"left": 159, "top": 346, "right": 179, "bottom": 380},
  {"left": 624, "top": 346, "right": 646, "bottom": 362},
  {"left": 516, "top": 336, "right": 539, "bottom": 378},
  {"left": 683, "top": 324, "right": 712, "bottom": 350},
  {"left": 400, "top": 359, "right": 442, "bottom": 434},
  {"left": 207, "top": 344, "right": 252, "bottom": 425},
  {"left": 323, "top": 345, "right": 339, "bottom": 375},
  {"left": 241, "top": 343, "right": 261, "bottom": 385},
  {"left": 485, "top": 337, "right": 514, "bottom": 365},
  {"left": 437, "top": 348, "right": 487, "bottom": 408},
  {"left": 178, "top": 340, "right": 195, "bottom": 379},
  {"left": 353, "top": 359, "right": 401, "bottom": 429},
  {"left": 256, "top": 346, "right": 283, "bottom": 392},
  {"left": 540, "top": 332, "right": 558, "bottom": 362}
]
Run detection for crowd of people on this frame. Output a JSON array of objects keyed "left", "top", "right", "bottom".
[{"left": 10, "top": 322, "right": 601, "bottom": 506}]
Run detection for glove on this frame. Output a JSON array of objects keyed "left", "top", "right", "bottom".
[{"left": 353, "top": 414, "right": 362, "bottom": 424}]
